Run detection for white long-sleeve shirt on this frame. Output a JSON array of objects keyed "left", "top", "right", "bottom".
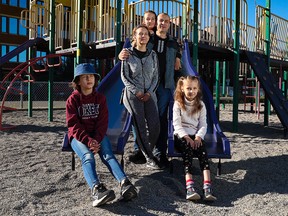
[{"left": 173, "top": 99, "right": 207, "bottom": 139}]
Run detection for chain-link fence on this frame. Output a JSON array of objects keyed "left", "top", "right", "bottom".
[{"left": 0, "top": 81, "right": 73, "bottom": 109}]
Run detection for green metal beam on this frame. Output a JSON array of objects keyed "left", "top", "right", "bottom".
[
  {"left": 215, "top": 1, "right": 221, "bottom": 118},
  {"left": 215, "top": 61, "right": 220, "bottom": 118},
  {"left": 27, "top": 2, "right": 34, "bottom": 117},
  {"left": 232, "top": 0, "right": 241, "bottom": 132},
  {"left": 221, "top": 61, "right": 227, "bottom": 109},
  {"left": 48, "top": 0, "right": 55, "bottom": 122},
  {"left": 264, "top": 0, "right": 271, "bottom": 126},
  {"left": 76, "top": 0, "right": 83, "bottom": 65},
  {"left": 27, "top": 49, "right": 33, "bottom": 117},
  {"left": 192, "top": 0, "right": 198, "bottom": 70},
  {"left": 283, "top": 71, "right": 288, "bottom": 99},
  {"left": 115, "top": 0, "right": 122, "bottom": 62}
]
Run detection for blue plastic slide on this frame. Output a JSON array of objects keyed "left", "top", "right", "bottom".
[
  {"left": 96, "top": 40, "right": 132, "bottom": 155},
  {"left": 168, "top": 40, "right": 231, "bottom": 173},
  {"left": 0, "top": 37, "right": 45, "bottom": 66}
]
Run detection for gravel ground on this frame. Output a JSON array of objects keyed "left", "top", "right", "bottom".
[{"left": 0, "top": 104, "right": 287, "bottom": 215}]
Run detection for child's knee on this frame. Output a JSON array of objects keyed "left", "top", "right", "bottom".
[{"left": 82, "top": 151, "right": 95, "bottom": 163}]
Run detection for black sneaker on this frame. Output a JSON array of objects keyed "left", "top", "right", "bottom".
[
  {"left": 146, "top": 158, "right": 163, "bottom": 170},
  {"left": 128, "top": 150, "right": 146, "bottom": 164},
  {"left": 120, "top": 179, "right": 137, "bottom": 201},
  {"left": 159, "top": 155, "right": 170, "bottom": 168},
  {"left": 203, "top": 187, "right": 217, "bottom": 201},
  {"left": 92, "top": 183, "right": 115, "bottom": 207}
]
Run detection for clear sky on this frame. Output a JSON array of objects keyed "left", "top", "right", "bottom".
[{"left": 247, "top": 0, "right": 288, "bottom": 26}]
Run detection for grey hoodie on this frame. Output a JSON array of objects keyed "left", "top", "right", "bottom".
[{"left": 121, "top": 47, "right": 159, "bottom": 97}]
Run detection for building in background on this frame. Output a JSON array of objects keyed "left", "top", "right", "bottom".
[{"left": 0, "top": 0, "right": 30, "bottom": 80}]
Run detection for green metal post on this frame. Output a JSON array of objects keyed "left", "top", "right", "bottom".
[
  {"left": 215, "top": 0, "right": 221, "bottom": 118},
  {"left": 115, "top": 0, "right": 122, "bottom": 62},
  {"left": 27, "top": 1, "right": 33, "bottom": 117},
  {"left": 232, "top": 0, "right": 240, "bottom": 132},
  {"left": 215, "top": 61, "right": 220, "bottom": 118},
  {"left": 28, "top": 48, "right": 33, "bottom": 117},
  {"left": 264, "top": 0, "right": 271, "bottom": 126},
  {"left": 283, "top": 71, "right": 288, "bottom": 99},
  {"left": 192, "top": 0, "right": 198, "bottom": 70},
  {"left": 182, "top": 0, "right": 188, "bottom": 38},
  {"left": 222, "top": 61, "right": 226, "bottom": 109},
  {"left": 48, "top": 0, "right": 55, "bottom": 121},
  {"left": 76, "top": 0, "right": 83, "bottom": 65},
  {"left": 222, "top": 62, "right": 226, "bottom": 108}
]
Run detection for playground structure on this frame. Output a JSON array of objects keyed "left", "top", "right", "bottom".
[
  {"left": 15, "top": 0, "right": 288, "bottom": 59},
  {"left": 0, "top": 54, "right": 62, "bottom": 130},
  {"left": 0, "top": 0, "right": 287, "bottom": 134}
]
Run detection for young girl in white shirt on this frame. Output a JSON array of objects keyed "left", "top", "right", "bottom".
[{"left": 173, "top": 75, "right": 216, "bottom": 201}]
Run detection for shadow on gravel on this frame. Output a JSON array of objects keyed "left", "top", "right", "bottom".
[
  {"left": 214, "top": 154, "right": 288, "bottom": 207},
  {"left": 220, "top": 120, "right": 286, "bottom": 139},
  {"left": 3, "top": 124, "right": 67, "bottom": 133}
]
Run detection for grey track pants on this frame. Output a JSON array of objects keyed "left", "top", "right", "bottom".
[{"left": 123, "top": 89, "right": 160, "bottom": 160}]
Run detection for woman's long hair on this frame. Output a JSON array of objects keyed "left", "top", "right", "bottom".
[{"left": 174, "top": 76, "right": 203, "bottom": 115}]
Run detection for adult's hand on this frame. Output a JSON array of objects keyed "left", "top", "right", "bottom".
[
  {"left": 141, "top": 92, "right": 151, "bottom": 102},
  {"left": 118, "top": 49, "right": 130, "bottom": 61},
  {"left": 174, "top": 57, "right": 181, "bottom": 70}
]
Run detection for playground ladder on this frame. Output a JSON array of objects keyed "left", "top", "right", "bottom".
[{"left": 242, "top": 76, "right": 261, "bottom": 119}]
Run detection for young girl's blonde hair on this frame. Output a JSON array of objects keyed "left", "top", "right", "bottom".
[{"left": 174, "top": 75, "right": 203, "bottom": 115}]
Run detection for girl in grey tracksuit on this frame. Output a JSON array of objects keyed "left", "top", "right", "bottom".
[{"left": 121, "top": 25, "right": 161, "bottom": 169}]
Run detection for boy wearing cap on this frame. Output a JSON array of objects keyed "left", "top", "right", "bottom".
[{"left": 66, "top": 63, "right": 137, "bottom": 207}]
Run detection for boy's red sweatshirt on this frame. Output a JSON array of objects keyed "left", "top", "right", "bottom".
[{"left": 66, "top": 89, "right": 108, "bottom": 146}]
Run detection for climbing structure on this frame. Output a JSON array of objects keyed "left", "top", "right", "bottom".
[{"left": 0, "top": 54, "right": 62, "bottom": 130}]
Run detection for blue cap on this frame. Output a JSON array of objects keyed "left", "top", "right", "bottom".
[{"left": 73, "top": 63, "right": 100, "bottom": 82}]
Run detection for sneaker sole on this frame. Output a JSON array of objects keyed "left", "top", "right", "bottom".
[
  {"left": 203, "top": 195, "right": 217, "bottom": 201},
  {"left": 186, "top": 193, "right": 201, "bottom": 201},
  {"left": 92, "top": 191, "right": 116, "bottom": 207},
  {"left": 121, "top": 185, "right": 137, "bottom": 201},
  {"left": 146, "top": 164, "right": 161, "bottom": 170}
]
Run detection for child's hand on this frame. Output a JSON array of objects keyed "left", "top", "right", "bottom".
[
  {"left": 184, "top": 135, "right": 196, "bottom": 149},
  {"left": 88, "top": 139, "right": 101, "bottom": 154},
  {"left": 193, "top": 136, "right": 202, "bottom": 149},
  {"left": 184, "top": 135, "right": 202, "bottom": 149}
]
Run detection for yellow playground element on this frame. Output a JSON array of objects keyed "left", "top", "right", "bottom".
[{"left": 19, "top": 0, "right": 288, "bottom": 60}]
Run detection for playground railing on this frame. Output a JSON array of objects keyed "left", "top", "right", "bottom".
[{"left": 256, "top": 5, "right": 288, "bottom": 60}]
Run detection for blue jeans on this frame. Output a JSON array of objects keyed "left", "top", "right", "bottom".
[
  {"left": 132, "top": 124, "right": 139, "bottom": 151},
  {"left": 71, "top": 136, "right": 126, "bottom": 189},
  {"left": 155, "top": 83, "right": 173, "bottom": 157}
]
